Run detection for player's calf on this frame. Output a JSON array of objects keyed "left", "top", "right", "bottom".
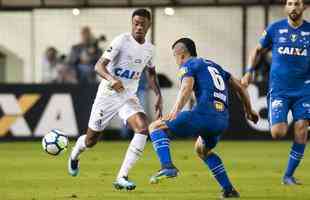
[
  {"left": 294, "top": 120, "right": 308, "bottom": 144},
  {"left": 115, "top": 113, "right": 149, "bottom": 190},
  {"left": 195, "top": 136, "right": 238, "bottom": 198},
  {"left": 282, "top": 120, "right": 308, "bottom": 184},
  {"left": 68, "top": 129, "right": 100, "bottom": 177},
  {"left": 149, "top": 120, "right": 179, "bottom": 183}
]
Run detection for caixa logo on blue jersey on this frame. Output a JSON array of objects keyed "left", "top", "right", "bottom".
[
  {"left": 278, "top": 46, "right": 307, "bottom": 56},
  {"left": 114, "top": 68, "right": 141, "bottom": 80}
]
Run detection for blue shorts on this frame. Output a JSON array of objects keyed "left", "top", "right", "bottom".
[
  {"left": 200, "top": 135, "right": 221, "bottom": 150},
  {"left": 165, "top": 110, "right": 228, "bottom": 140},
  {"left": 267, "top": 93, "right": 310, "bottom": 126}
]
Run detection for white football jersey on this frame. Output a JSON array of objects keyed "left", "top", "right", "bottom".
[{"left": 100, "top": 33, "right": 155, "bottom": 95}]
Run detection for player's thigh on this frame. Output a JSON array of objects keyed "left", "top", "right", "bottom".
[
  {"left": 290, "top": 95, "right": 310, "bottom": 142},
  {"left": 118, "top": 96, "right": 148, "bottom": 134},
  {"left": 88, "top": 96, "right": 121, "bottom": 132},
  {"left": 268, "top": 94, "right": 290, "bottom": 127},
  {"left": 198, "top": 114, "right": 228, "bottom": 136},
  {"left": 199, "top": 135, "right": 220, "bottom": 151},
  {"left": 165, "top": 111, "right": 198, "bottom": 137},
  {"left": 291, "top": 95, "right": 310, "bottom": 122}
]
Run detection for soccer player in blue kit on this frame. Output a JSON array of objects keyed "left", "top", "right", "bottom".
[
  {"left": 242, "top": 0, "right": 310, "bottom": 185},
  {"left": 148, "top": 38, "right": 259, "bottom": 198}
]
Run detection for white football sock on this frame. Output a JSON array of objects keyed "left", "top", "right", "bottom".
[
  {"left": 70, "top": 135, "right": 87, "bottom": 160},
  {"left": 117, "top": 133, "right": 147, "bottom": 179}
]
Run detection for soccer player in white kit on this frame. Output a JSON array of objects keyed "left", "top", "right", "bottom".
[{"left": 68, "top": 9, "right": 163, "bottom": 190}]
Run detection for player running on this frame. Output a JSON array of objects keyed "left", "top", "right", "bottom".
[
  {"left": 241, "top": 0, "right": 310, "bottom": 185},
  {"left": 68, "top": 9, "right": 163, "bottom": 190},
  {"left": 148, "top": 38, "right": 259, "bottom": 199}
]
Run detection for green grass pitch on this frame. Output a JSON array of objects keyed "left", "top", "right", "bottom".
[{"left": 0, "top": 140, "right": 309, "bottom": 200}]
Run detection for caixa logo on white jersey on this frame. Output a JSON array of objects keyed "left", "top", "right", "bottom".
[
  {"left": 278, "top": 46, "right": 307, "bottom": 56},
  {"left": 0, "top": 94, "right": 78, "bottom": 138},
  {"left": 114, "top": 67, "right": 141, "bottom": 80}
]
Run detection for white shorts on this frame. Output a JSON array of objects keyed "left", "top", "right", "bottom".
[{"left": 88, "top": 88, "right": 145, "bottom": 132}]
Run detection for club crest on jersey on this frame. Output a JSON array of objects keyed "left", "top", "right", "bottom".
[
  {"left": 278, "top": 46, "right": 307, "bottom": 56},
  {"left": 114, "top": 68, "right": 140, "bottom": 80},
  {"left": 290, "top": 34, "right": 298, "bottom": 42}
]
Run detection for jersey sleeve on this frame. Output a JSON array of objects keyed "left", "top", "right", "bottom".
[
  {"left": 178, "top": 62, "right": 198, "bottom": 80},
  {"left": 102, "top": 35, "right": 123, "bottom": 61},
  {"left": 259, "top": 24, "right": 274, "bottom": 49}
]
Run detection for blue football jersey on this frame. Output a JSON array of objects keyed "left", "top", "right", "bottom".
[
  {"left": 178, "top": 57, "right": 231, "bottom": 116},
  {"left": 260, "top": 19, "right": 310, "bottom": 95}
]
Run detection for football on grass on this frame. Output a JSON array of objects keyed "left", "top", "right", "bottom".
[{"left": 42, "top": 129, "right": 68, "bottom": 156}]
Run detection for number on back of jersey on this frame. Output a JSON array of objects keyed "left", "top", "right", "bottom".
[{"left": 208, "top": 67, "right": 225, "bottom": 91}]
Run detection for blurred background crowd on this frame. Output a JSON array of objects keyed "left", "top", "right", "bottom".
[{"left": 42, "top": 26, "right": 105, "bottom": 84}]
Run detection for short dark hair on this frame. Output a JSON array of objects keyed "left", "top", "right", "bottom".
[
  {"left": 172, "top": 38, "right": 197, "bottom": 57},
  {"left": 284, "top": 0, "right": 304, "bottom": 4},
  {"left": 132, "top": 8, "right": 151, "bottom": 21}
]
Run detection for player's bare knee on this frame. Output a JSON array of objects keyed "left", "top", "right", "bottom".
[
  {"left": 271, "top": 124, "right": 287, "bottom": 139},
  {"left": 134, "top": 128, "right": 148, "bottom": 135},
  {"left": 148, "top": 120, "right": 161, "bottom": 133},
  {"left": 195, "top": 137, "right": 210, "bottom": 159},
  {"left": 131, "top": 117, "right": 149, "bottom": 135}
]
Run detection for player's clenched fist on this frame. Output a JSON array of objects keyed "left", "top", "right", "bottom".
[
  {"left": 110, "top": 78, "right": 125, "bottom": 93},
  {"left": 241, "top": 72, "right": 252, "bottom": 88},
  {"left": 245, "top": 109, "right": 259, "bottom": 124}
]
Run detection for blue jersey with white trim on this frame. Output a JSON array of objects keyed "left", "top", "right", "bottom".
[
  {"left": 260, "top": 19, "right": 310, "bottom": 95},
  {"left": 178, "top": 57, "right": 231, "bottom": 116}
]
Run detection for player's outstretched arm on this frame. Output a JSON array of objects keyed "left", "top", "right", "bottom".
[
  {"left": 167, "top": 77, "right": 194, "bottom": 120},
  {"left": 241, "top": 44, "right": 268, "bottom": 88},
  {"left": 148, "top": 67, "right": 163, "bottom": 119},
  {"left": 230, "top": 76, "right": 259, "bottom": 124},
  {"left": 94, "top": 57, "right": 124, "bottom": 92}
]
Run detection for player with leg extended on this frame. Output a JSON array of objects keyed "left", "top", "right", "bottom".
[
  {"left": 68, "top": 9, "right": 163, "bottom": 190},
  {"left": 148, "top": 38, "right": 259, "bottom": 198},
  {"left": 241, "top": 0, "right": 310, "bottom": 185}
]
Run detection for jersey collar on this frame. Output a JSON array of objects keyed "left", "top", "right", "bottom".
[
  {"left": 181, "top": 57, "right": 195, "bottom": 68},
  {"left": 130, "top": 33, "right": 146, "bottom": 46},
  {"left": 287, "top": 18, "right": 304, "bottom": 30}
]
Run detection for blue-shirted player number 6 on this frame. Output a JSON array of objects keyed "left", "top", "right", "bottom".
[{"left": 208, "top": 67, "right": 225, "bottom": 91}]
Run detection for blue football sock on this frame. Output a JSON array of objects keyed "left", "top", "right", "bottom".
[
  {"left": 284, "top": 142, "right": 306, "bottom": 177},
  {"left": 150, "top": 129, "right": 173, "bottom": 168},
  {"left": 203, "top": 152, "right": 233, "bottom": 191}
]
